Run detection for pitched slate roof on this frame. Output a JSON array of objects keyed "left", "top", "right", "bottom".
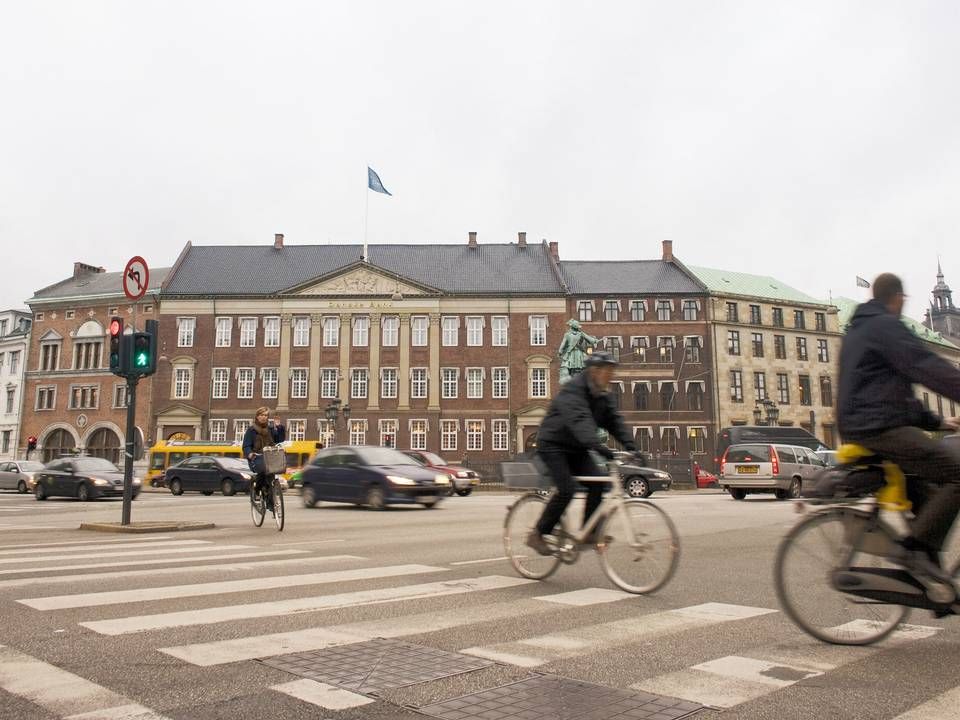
[
  {"left": 688, "top": 265, "right": 823, "bottom": 305},
  {"left": 28, "top": 267, "right": 170, "bottom": 304},
  {"left": 559, "top": 260, "right": 704, "bottom": 295},
  {"left": 833, "top": 296, "right": 959, "bottom": 350},
  {"left": 162, "top": 243, "right": 565, "bottom": 296}
]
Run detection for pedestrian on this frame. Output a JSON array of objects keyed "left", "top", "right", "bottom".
[{"left": 242, "top": 406, "right": 285, "bottom": 510}]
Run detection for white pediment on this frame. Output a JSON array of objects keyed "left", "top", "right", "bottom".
[{"left": 293, "top": 267, "right": 428, "bottom": 297}]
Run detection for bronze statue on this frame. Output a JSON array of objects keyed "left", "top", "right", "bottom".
[{"left": 558, "top": 318, "right": 599, "bottom": 384}]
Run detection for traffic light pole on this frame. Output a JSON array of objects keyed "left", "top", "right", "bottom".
[{"left": 121, "top": 374, "right": 139, "bottom": 525}]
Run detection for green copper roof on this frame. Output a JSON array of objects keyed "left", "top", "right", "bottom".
[
  {"left": 688, "top": 266, "right": 824, "bottom": 305},
  {"left": 832, "top": 296, "right": 959, "bottom": 350}
]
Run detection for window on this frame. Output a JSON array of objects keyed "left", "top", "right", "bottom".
[
  {"left": 466, "top": 316, "right": 483, "bottom": 346},
  {"left": 630, "top": 336, "right": 648, "bottom": 362},
  {"left": 633, "top": 383, "right": 649, "bottom": 410},
  {"left": 349, "top": 420, "right": 367, "bottom": 446},
  {"left": 493, "top": 419, "right": 509, "bottom": 451},
  {"left": 72, "top": 342, "right": 101, "bottom": 370},
  {"left": 610, "top": 383, "right": 623, "bottom": 410},
  {"left": 683, "top": 300, "right": 698, "bottom": 321},
  {"left": 40, "top": 343, "right": 59, "bottom": 371},
  {"left": 234, "top": 420, "right": 250, "bottom": 444},
  {"left": 799, "top": 374, "right": 812, "bottom": 405},
  {"left": 774, "top": 335, "right": 786, "bottom": 359},
  {"left": 410, "top": 420, "right": 428, "bottom": 450},
  {"left": 777, "top": 373, "right": 790, "bottom": 404},
  {"left": 749, "top": 305, "right": 761, "bottom": 325},
  {"left": 578, "top": 301, "right": 593, "bottom": 322},
  {"left": 630, "top": 300, "right": 646, "bottom": 321},
  {"left": 796, "top": 337, "right": 808, "bottom": 361},
  {"left": 529, "top": 316, "right": 546, "bottom": 346},
  {"left": 240, "top": 318, "right": 257, "bottom": 347},
  {"left": 822, "top": 424, "right": 836, "bottom": 448},
  {"left": 112, "top": 383, "right": 127, "bottom": 408},
  {"left": 687, "top": 383, "right": 704, "bottom": 411},
  {"left": 380, "top": 368, "right": 398, "bottom": 399},
  {"left": 34, "top": 313, "right": 43, "bottom": 322},
  {"left": 657, "top": 336, "right": 674, "bottom": 363},
  {"left": 466, "top": 368, "right": 483, "bottom": 398},
  {"left": 727, "top": 330, "right": 741, "bottom": 355},
  {"left": 603, "top": 336, "right": 622, "bottom": 362},
  {"left": 726, "top": 302, "right": 739, "bottom": 322},
  {"left": 530, "top": 368, "right": 547, "bottom": 398},
  {"left": 9, "top": 351, "right": 18, "bottom": 375},
  {"left": 64, "top": 310, "right": 75, "bottom": 320},
  {"left": 261, "top": 368, "right": 278, "bottom": 399},
  {"left": 293, "top": 317, "right": 310, "bottom": 347},
  {"left": 212, "top": 368, "right": 229, "bottom": 399},
  {"left": 635, "top": 428, "right": 651, "bottom": 453},
  {"left": 659, "top": 382, "right": 675, "bottom": 410},
  {"left": 263, "top": 317, "right": 280, "bottom": 347},
  {"left": 351, "top": 369, "right": 368, "bottom": 399},
  {"left": 815, "top": 312, "right": 827, "bottom": 332},
  {"left": 684, "top": 337, "right": 701, "bottom": 363},
  {"left": 352, "top": 317, "right": 369, "bottom": 347},
  {"left": 321, "top": 369, "right": 338, "bottom": 398},
  {"left": 0, "top": 353, "right": 5, "bottom": 373},
  {"left": 604, "top": 300, "right": 619, "bottom": 321},
  {"left": 752, "top": 332, "right": 764, "bottom": 357},
  {"left": 3, "top": 389, "right": 12, "bottom": 415},
  {"left": 411, "top": 316, "right": 428, "bottom": 346},
  {"left": 730, "top": 370, "right": 744, "bottom": 403},
  {"left": 794, "top": 310, "right": 806, "bottom": 329},
  {"left": 440, "top": 420, "right": 458, "bottom": 451},
  {"left": 323, "top": 317, "right": 339, "bottom": 346},
  {"left": 287, "top": 419, "right": 305, "bottom": 442},
  {"left": 442, "top": 368, "right": 459, "bottom": 399},
  {"left": 290, "top": 368, "right": 308, "bottom": 399},
  {"left": 466, "top": 420, "right": 483, "bottom": 451},
  {"left": 442, "top": 316, "right": 459, "bottom": 346},
  {"left": 382, "top": 316, "right": 399, "bottom": 347},
  {"left": 1, "top": 430, "right": 9, "bottom": 454},
  {"left": 662, "top": 427, "right": 679, "bottom": 454},
  {"left": 656, "top": 300, "right": 672, "bottom": 321},
  {"left": 107, "top": 308, "right": 118, "bottom": 317},
  {"left": 754, "top": 372, "right": 767, "bottom": 401},
  {"left": 176, "top": 317, "right": 196, "bottom": 347},
  {"left": 36, "top": 386, "right": 55, "bottom": 410},
  {"left": 817, "top": 339, "right": 829, "bottom": 363},
  {"left": 209, "top": 419, "right": 227, "bottom": 443},
  {"left": 174, "top": 369, "right": 191, "bottom": 399},
  {"left": 411, "top": 368, "right": 428, "bottom": 399},
  {"left": 144, "top": 304, "right": 153, "bottom": 313},
  {"left": 689, "top": 427, "right": 706, "bottom": 454},
  {"left": 379, "top": 419, "right": 397, "bottom": 448},
  {"left": 317, "top": 420, "right": 334, "bottom": 448},
  {"left": 216, "top": 317, "right": 232, "bottom": 347},
  {"left": 492, "top": 316, "right": 509, "bottom": 346},
  {"left": 492, "top": 367, "right": 508, "bottom": 398},
  {"left": 237, "top": 368, "right": 254, "bottom": 399},
  {"left": 820, "top": 376, "right": 833, "bottom": 406}
]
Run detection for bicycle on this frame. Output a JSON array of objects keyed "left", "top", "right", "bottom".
[
  {"left": 251, "top": 475, "right": 285, "bottom": 532},
  {"left": 502, "top": 458, "right": 680, "bottom": 594},
  {"left": 774, "top": 443, "right": 960, "bottom": 645}
]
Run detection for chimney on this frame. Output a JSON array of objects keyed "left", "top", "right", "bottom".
[
  {"left": 73, "top": 262, "right": 105, "bottom": 279},
  {"left": 662, "top": 239, "right": 673, "bottom": 262},
  {"left": 517, "top": 231, "right": 527, "bottom": 248},
  {"left": 548, "top": 241, "right": 559, "bottom": 260},
  {"left": 274, "top": 233, "right": 284, "bottom": 249},
  {"left": 468, "top": 231, "right": 477, "bottom": 248}
]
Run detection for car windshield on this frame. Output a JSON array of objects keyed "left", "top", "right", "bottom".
[
  {"left": 421, "top": 452, "right": 447, "bottom": 465},
  {"left": 19, "top": 462, "right": 45, "bottom": 471},
  {"left": 218, "top": 458, "right": 252, "bottom": 471},
  {"left": 73, "top": 457, "right": 121, "bottom": 472},
  {"left": 726, "top": 445, "right": 771, "bottom": 463},
  {"left": 356, "top": 447, "right": 419, "bottom": 466}
]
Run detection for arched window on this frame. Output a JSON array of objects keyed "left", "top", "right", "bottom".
[
  {"left": 633, "top": 384, "right": 649, "bottom": 410},
  {"left": 86, "top": 428, "right": 121, "bottom": 465},
  {"left": 42, "top": 428, "right": 75, "bottom": 463}
]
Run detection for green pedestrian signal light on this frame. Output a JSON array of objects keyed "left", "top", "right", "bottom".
[{"left": 129, "top": 322, "right": 158, "bottom": 378}]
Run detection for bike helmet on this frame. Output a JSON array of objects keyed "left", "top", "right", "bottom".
[{"left": 585, "top": 350, "right": 618, "bottom": 367}]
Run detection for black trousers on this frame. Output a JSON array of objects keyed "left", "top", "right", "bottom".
[
  {"left": 535, "top": 450, "right": 607, "bottom": 536},
  {"left": 850, "top": 426, "right": 960, "bottom": 551}
]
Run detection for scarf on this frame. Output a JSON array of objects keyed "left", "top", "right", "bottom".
[{"left": 252, "top": 420, "right": 274, "bottom": 454}]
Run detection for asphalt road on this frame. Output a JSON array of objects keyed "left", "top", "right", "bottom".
[{"left": 0, "top": 487, "right": 958, "bottom": 720}]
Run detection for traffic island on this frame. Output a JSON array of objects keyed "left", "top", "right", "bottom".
[{"left": 78, "top": 521, "right": 215, "bottom": 533}]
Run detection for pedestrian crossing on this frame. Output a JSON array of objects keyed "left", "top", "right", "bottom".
[{"left": 0, "top": 534, "right": 957, "bottom": 719}]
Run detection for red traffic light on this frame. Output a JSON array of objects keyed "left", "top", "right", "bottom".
[
  {"left": 110, "top": 319, "right": 122, "bottom": 336},
  {"left": 27, "top": 436, "right": 36, "bottom": 444}
]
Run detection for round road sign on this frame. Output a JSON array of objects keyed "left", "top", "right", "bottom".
[{"left": 122, "top": 256, "right": 150, "bottom": 301}]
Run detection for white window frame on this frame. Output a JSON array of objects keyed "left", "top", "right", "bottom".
[
  {"left": 492, "top": 316, "right": 509, "bottom": 346},
  {"left": 409, "top": 419, "right": 428, "bottom": 450},
  {"left": 466, "top": 367, "right": 484, "bottom": 399},
  {"left": 466, "top": 316, "right": 484, "bottom": 346},
  {"left": 320, "top": 368, "right": 338, "bottom": 399},
  {"left": 379, "top": 419, "right": 398, "bottom": 448},
  {"left": 112, "top": 383, "right": 128, "bottom": 409},
  {"left": 174, "top": 368, "right": 192, "bottom": 399},
  {"left": 411, "top": 368, "right": 428, "bottom": 399},
  {"left": 287, "top": 419, "right": 306, "bottom": 442},
  {"left": 236, "top": 367, "right": 255, "bottom": 399},
  {"left": 411, "top": 316, "right": 428, "bottom": 346},
  {"left": 466, "top": 419, "right": 484, "bottom": 451},
  {"left": 442, "top": 316, "right": 459, "bottom": 346},
  {"left": 440, "top": 419, "right": 458, "bottom": 451},
  {"left": 351, "top": 368, "right": 368, "bottom": 399},
  {"left": 234, "top": 420, "right": 250, "bottom": 444},
  {"left": 492, "top": 367, "right": 509, "bottom": 398},
  {"left": 263, "top": 317, "right": 281, "bottom": 347},
  {"left": 215, "top": 317, "right": 232, "bottom": 347},
  {"left": 530, "top": 367, "right": 548, "bottom": 398},
  {"left": 177, "top": 317, "right": 196, "bottom": 348},
  {"left": 380, "top": 367, "right": 398, "bottom": 399},
  {"left": 317, "top": 419, "right": 334, "bottom": 448},
  {"left": 352, "top": 316, "right": 369, "bottom": 347},
  {"left": 381, "top": 316, "right": 399, "bottom": 347},
  {"left": 529, "top": 316, "right": 547, "bottom": 346},
  {"left": 293, "top": 316, "right": 310, "bottom": 347},
  {"left": 35, "top": 386, "right": 56, "bottom": 411},
  {"left": 349, "top": 419, "right": 367, "bottom": 446},
  {"left": 212, "top": 367, "right": 229, "bottom": 399},
  {"left": 261, "top": 368, "right": 279, "bottom": 399},
  {"left": 323, "top": 316, "right": 339, "bottom": 346},
  {"left": 441, "top": 367, "right": 459, "bottom": 399},
  {"left": 492, "top": 418, "right": 509, "bottom": 451},
  {"left": 208, "top": 419, "right": 227, "bottom": 443},
  {"left": 239, "top": 317, "right": 257, "bottom": 347},
  {"left": 290, "top": 368, "right": 308, "bottom": 399}
]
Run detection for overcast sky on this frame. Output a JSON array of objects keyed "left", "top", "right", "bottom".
[{"left": 2, "top": 1, "right": 957, "bottom": 321}]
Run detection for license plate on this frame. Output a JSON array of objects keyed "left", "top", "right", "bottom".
[{"left": 737, "top": 466, "right": 759, "bottom": 474}]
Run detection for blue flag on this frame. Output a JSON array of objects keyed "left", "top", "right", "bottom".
[{"left": 367, "top": 167, "right": 392, "bottom": 196}]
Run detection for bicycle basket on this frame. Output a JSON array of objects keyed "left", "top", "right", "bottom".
[
  {"left": 801, "top": 465, "right": 886, "bottom": 500},
  {"left": 262, "top": 445, "right": 287, "bottom": 475}
]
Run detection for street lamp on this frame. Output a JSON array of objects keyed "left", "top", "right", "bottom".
[
  {"left": 765, "top": 401, "right": 780, "bottom": 426},
  {"left": 323, "top": 399, "right": 352, "bottom": 446},
  {"left": 753, "top": 404, "right": 764, "bottom": 425}
]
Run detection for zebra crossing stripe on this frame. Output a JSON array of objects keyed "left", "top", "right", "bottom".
[
  {"left": 271, "top": 679, "right": 374, "bottom": 710},
  {"left": 0, "top": 542, "right": 249, "bottom": 566},
  {"left": 0, "top": 535, "right": 172, "bottom": 550},
  {"left": 21, "top": 563, "right": 449, "bottom": 610},
  {"left": 534, "top": 587, "right": 634, "bottom": 605},
  {"left": 0, "top": 538, "right": 209, "bottom": 557},
  {"left": 892, "top": 686, "right": 960, "bottom": 719}
]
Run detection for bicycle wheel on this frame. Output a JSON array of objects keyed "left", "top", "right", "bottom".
[
  {"left": 272, "top": 480, "right": 285, "bottom": 532},
  {"left": 503, "top": 493, "right": 562, "bottom": 580},
  {"left": 599, "top": 499, "right": 680, "bottom": 594},
  {"left": 250, "top": 484, "right": 266, "bottom": 528},
  {"left": 774, "top": 507, "right": 908, "bottom": 645}
]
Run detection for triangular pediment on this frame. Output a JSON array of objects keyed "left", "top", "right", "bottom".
[{"left": 285, "top": 263, "right": 438, "bottom": 297}]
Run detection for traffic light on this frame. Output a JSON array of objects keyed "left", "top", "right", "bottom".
[
  {"left": 109, "top": 317, "right": 127, "bottom": 375},
  {"left": 129, "top": 320, "right": 158, "bottom": 377},
  {"left": 26, "top": 436, "right": 37, "bottom": 452}
]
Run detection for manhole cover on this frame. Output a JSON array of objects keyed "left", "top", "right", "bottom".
[
  {"left": 258, "top": 638, "right": 495, "bottom": 696},
  {"left": 416, "top": 674, "right": 703, "bottom": 720}
]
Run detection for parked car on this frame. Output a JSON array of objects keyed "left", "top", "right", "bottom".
[
  {"left": 611, "top": 452, "right": 673, "bottom": 498},
  {"left": 401, "top": 450, "right": 480, "bottom": 496},
  {"left": 300, "top": 445, "right": 450, "bottom": 510},
  {"left": 715, "top": 425, "right": 826, "bottom": 465},
  {"left": 34, "top": 456, "right": 141, "bottom": 501},
  {"left": 719, "top": 443, "right": 825, "bottom": 500},
  {"left": 0, "top": 460, "right": 45, "bottom": 493},
  {"left": 693, "top": 462, "right": 719, "bottom": 489},
  {"left": 163, "top": 456, "right": 256, "bottom": 496}
]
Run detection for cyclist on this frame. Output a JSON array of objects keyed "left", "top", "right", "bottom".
[
  {"left": 838, "top": 272, "right": 960, "bottom": 601},
  {"left": 527, "top": 350, "right": 640, "bottom": 556},
  {"left": 243, "top": 406, "right": 286, "bottom": 513}
]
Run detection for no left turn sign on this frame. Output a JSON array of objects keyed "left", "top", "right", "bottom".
[{"left": 122, "top": 256, "right": 150, "bottom": 302}]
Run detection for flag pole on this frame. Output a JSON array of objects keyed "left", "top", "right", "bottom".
[{"left": 362, "top": 170, "right": 370, "bottom": 262}]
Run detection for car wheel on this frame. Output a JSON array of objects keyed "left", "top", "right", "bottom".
[
  {"left": 455, "top": 488, "right": 473, "bottom": 497},
  {"left": 17, "top": 480, "right": 27, "bottom": 494},
  {"left": 170, "top": 478, "right": 183, "bottom": 496},
  {"left": 77, "top": 483, "right": 90, "bottom": 502},
  {"left": 625, "top": 476, "right": 651, "bottom": 498},
  {"left": 301, "top": 486, "right": 317, "bottom": 508},
  {"left": 365, "top": 485, "right": 386, "bottom": 510},
  {"left": 35, "top": 482, "right": 46, "bottom": 501},
  {"left": 730, "top": 488, "right": 747, "bottom": 500},
  {"left": 221, "top": 478, "right": 235, "bottom": 496},
  {"left": 422, "top": 498, "right": 440, "bottom": 508},
  {"left": 789, "top": 478, "right": 802, "bottom": 498},
  {"left": 202, "top": 490, "right": 214, "bottom": 496}
]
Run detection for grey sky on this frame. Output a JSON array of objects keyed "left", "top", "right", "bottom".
[{"left": 2, "top": 2, "right": 958, "bottom": 321}]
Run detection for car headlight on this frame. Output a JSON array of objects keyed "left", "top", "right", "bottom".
[
  {"left": 133, "top": 478, "right": 142, "bottom": 485},
  {"left": 435, "top": 474, "right": 450, "bottom": 485},
  {"left": 241, "top": 473, "right": 253, "bottom": 480},
  {"left": 92, "top": 478, "right": 110, "bottom": 486},
  {"left": 455, "top": 471, "right": 469, "bottom": 478},
  {"left": 386, "top": 475, "right": 416, "bottom": 485},
  {"left": 653, "top": 472, "right": 669, "bottom": 478}
]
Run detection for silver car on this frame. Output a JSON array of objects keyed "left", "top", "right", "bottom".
[
  {"left": 720, "top": 443, "right": 825, "bottom": 500},
  {"left": 0, "top": 460, "right": 46, "bottom": 493}
]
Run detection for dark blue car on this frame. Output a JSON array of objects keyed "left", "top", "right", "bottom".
[{"left": 300, "top": 446, "right": 450, "bottom": 510}]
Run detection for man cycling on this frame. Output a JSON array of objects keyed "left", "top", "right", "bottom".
[
  {"left": 838, "top": 273, "right": 960, "bottom": 603},
  {"left": 527, "top": 351, "right": 640, "bottom": 556}
]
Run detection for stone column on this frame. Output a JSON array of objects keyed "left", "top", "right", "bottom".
[
  {"left": 339, "top": 314, "right": 351, "bottom": 401},
  {"left": 398, "top": 314, "right": 411, "bottom": 410},
  {"left": 367, "top": 313, "right": 381, "bottom": 410},
  {"left": 276, "top": 314, "right": 293, "bottom": 411},
  {"left": 428, "top": 312, "right": 441, "bottom": 411},
  {"left": 308, "top": 314, "right": 323, "bottom": 408}
]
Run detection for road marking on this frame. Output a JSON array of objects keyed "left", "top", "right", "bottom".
[
  {"left": 892, "top": 686, "right": 960, "bottom": 719},
  {"left": 0, "top": 554, "right": 360, "bottom": 590},
  {"left": 0, "top": 535, "right": 172, "bottom": 550},
  {"left": 22, "top": 563, "right": 448, "bottom": 610},
  {"left": 0, "top": 644, "right": 170, "bottom": 718},
  {"left": 0, "top": 543, "right": 253, "bottom": 566},
  {"left": 270, "top": 539, "right": 345, "bottom": 546},
  {"left": 0, "top": 538, "right": 210, "bottom": 557},
  {"left": 534, "top": 587, "right": 635, "bottom": 606},
  {"left": 463, "top": 602, "right": 777, "bottom": 667},
  {"left": 271, "top": 679, "right": 374, "bottom": 709},
  {"left": 450, "top": 556, "right": 508, "bottom": 565}
]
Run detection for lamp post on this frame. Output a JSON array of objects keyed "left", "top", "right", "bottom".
[
  {"left": 323, "top": 399, "right": 352, "bottom": 446},
  {"left": 753, "top": 404, "right": 764, "bottom": 426},
  {"left": 754, "top": 399, "right": 779, "bottom": 427}
]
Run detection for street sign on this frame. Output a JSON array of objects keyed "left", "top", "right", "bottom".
[{"left": 122, "top": 256, "right": 150, "bottom": 302}]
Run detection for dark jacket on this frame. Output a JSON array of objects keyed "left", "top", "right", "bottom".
[
  {"left": 838, "top": 299, "right": 960, "bottom": 440},
  {"left": 536, "top": 371, "right": 637, "bottom": 454},
  {"left": 242, "top": 423, "right": 285, "bottom": 458}
]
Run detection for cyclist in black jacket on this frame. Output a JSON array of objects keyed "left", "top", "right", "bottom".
[{"left": 527, "top": 351, "right": 639, "bottom": 555}]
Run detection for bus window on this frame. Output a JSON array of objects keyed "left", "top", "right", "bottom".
[
  {"left": 224, "top": 451, "right": 242, "bottom": 458},
  {"left": 150, "top": 453, "right": 166, "bottom": 471},
  {"left": 169, "top": 452, "right": 186, "bottom": 466},
  {"left": 285, "top": 453, "right": 298, "bottom": 468}
]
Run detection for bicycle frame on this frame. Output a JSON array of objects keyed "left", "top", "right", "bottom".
[{"left": 546, "top": 465, "right": 639, "bottom": 546}]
